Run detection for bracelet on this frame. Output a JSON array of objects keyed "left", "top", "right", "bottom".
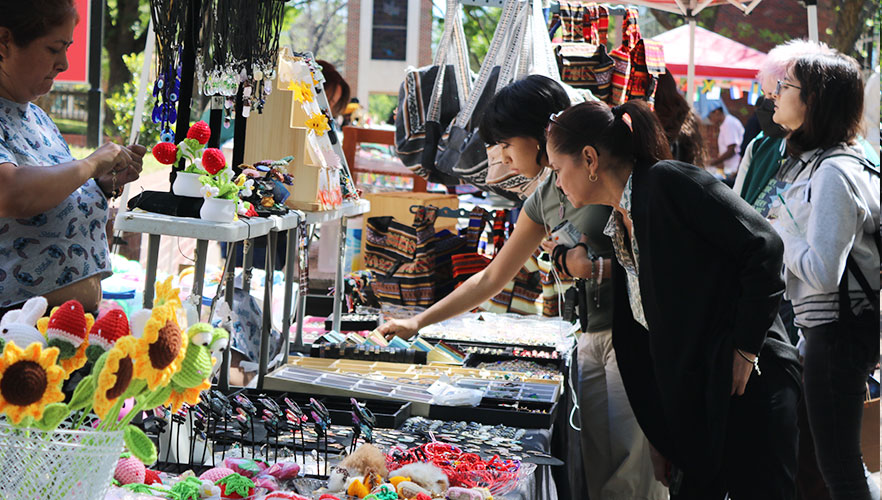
[{"left": 736, "top": 349, "right": 761, "bottom": 376}]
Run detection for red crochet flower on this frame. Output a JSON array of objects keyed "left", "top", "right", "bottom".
[
  {"left": 152, "top": 142, "right": 178, "bottom": 165},
  {"left": 187, "top": 120, "right": 211, "bottom": 145},
  {"left": 202, "top": 148, "right": 226, "bottom": 175}
]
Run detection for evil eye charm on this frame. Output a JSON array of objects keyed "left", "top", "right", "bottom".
[
  {"left": 170, "top": 91, "right": 179, "bottom": 102},
  {"left": 160, "top": 129, "right": 175, "bottom": 143},
  {"left": 168, "top": 105, "right": 177, "bottom": 123},
  {"left": 151, "top": 105, "right": 162, "bottom": 124}
]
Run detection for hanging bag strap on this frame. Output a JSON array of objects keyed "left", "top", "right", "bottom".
[
  {"left": 451, "top": 0, "right": 522, "bottom": 130},
  {"left": 427, "top": 0, "right": 471, "bottom": 123}
]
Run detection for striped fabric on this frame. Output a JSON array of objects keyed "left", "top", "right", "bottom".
[
  {"left": 365, "top": 206, "right": 453, "bottom": 307},
  {"left": 609, "top": 46, "right": 631, "bottom": 105},
  {"left": 621, "top": 7, "right": 641, "bottom": 50},
  {"left": 596, "top": 5, "right": 609, "bottom": 46},
  {"left": 559, "top": 0, "right": 586, "bottom": 42}
]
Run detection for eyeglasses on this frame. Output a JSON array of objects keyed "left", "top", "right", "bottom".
[
  {"left": 775, "top": 79, "right": 801, "bottom": 95},
  {"left": 546, "top": 111, "right": 574, "bottom": 135}
]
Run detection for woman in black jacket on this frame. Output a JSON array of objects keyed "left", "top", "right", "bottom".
[{"left": 545, "top": 99, "right": 801, "bottom": 499}]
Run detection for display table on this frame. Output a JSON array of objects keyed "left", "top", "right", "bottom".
[{"left": 115, "top": 199, "right": 370, "bottom": 390}]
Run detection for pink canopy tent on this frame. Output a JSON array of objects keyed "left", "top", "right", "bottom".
[{"left": 651, "top": 24, "right": 767, "bottom": 81}]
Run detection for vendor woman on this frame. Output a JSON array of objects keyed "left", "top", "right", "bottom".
[{"left": 0, "top": 0, "right": 145, "bottom": 312}]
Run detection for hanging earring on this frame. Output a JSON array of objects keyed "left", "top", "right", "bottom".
[
  {"left": 589, "top": 172, "right": 598, "bottom": 182},
  {"left": 537, "top": 144, "right": 541, "bottom": 151}
]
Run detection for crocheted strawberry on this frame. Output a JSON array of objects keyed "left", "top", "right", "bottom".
[
  {"left": 187, "top": 120, "right": 212, "bottom": 145},
  {"left": 215, "top": 473, "right": 255, "bottom": 499},
  {"left": 114, "top": 455, "right": 146, "bottom": 485},
  {"left": 86, "top": 309, "right": 131, "bottom": 362},
  {"left": 415, "top": 493, "right": 432, "bottom": 500},
  {"left": 153, "top": 142, "right": 178, "bottom": 165},
  {"left": 202, "top": 148, "right": 226, "bottom": 175},
  {"left": 45, "top": 300, "right": 87, "bottom": 359}
]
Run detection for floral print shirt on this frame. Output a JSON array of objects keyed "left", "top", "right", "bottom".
[
  {"left": 603, "top": 173, "right": 649, "bottom": 330},
  {"left": 0, "top": 97, "right": 111, "bottom": 308}
]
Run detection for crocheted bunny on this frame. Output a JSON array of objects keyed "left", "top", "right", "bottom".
[{"left": 0, "top": 296, "right": 49, "bottom": 350}]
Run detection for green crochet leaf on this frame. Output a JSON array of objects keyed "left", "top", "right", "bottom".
[
  {"left": 124, "top": 425, "right": 157, "bottom": 465},
  {"left": 215, "top": 473, "right": 254, "bottom": 496},
  {"left": 124, "top": 483, "right": 157, "bottom": 495},
  {"left": 169, "top": 476, "right": 202, "bottom": 500},
  {"left": 35, "top": 403, "right": 70, "bottom": 431},
  {"left": 68, "top": 374, "right": 97, "bottom": 411}
]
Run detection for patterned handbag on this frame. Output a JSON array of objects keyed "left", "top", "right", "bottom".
[
  {"left": 627, "top": 39, "right": 666, "bottom": 103},
  {"left": 555, "top": 43, "right": 614, "bottom": 102},
  {"left": 365, "top": 206, "right": 458, "bottom": 307},
  {"left": 394, "top": 0, "right": 471, "bottom": 184}
]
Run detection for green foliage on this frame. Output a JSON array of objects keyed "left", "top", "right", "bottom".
[
  {"left": 53, "top": 118, "right": 88, "bottom": 136},
  {"left": 105, "top": 52, "right": 163, "bottom": 145},
  {"left": 368, "top": 94, "right": 398, "bottom": 124}
]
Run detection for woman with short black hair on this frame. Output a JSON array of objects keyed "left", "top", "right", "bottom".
[
  {"left": 382, "top": 76, "right": 664, "bottom": 499},
  {"left": 0, "top": 0, "right": 145, "bottom": 312},
  {"left": 771, "top": 52, "right": 880, "bottom": 500},
  {"left": 546, "top": 99, "right": 801, "bottom": 499}
]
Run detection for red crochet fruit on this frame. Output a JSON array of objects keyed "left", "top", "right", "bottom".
[
  {"left": 143, "top": 469, "right": 161, "bottom": 485},
  {"left": 187, "top": 120, "right": 211, "bottom": 145},
  {"left": 152, "top": 142, "right": 178, "bottom": 165},
  {"left": 202, "top": 148, "right": 226, "bottom": 174}
]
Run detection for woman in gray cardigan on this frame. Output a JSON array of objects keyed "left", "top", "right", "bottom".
[{"left": 770, "top": 52, "right": 880, "bottom": 500}]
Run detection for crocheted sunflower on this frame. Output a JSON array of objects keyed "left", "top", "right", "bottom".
[
  {"left": 153, "top": 276, "right": 183, "bottom": 310},
  {"left": 305, "top": 113, "right": 330, "bottom": 136},
  {"left": 0, "top": 342, "right": 65, "bottom": 424},
  {"left": 132, "top": 305, "right": 187, "bottom": 390},
  {"left": 93, "top": 336, "right": 141, "bottom": 419}
]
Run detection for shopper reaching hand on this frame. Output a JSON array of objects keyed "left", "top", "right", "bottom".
[{"left": 380, "top": 75, "right": 664, "bottom": 500}]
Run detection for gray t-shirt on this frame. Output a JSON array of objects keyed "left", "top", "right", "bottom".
[
  {"left": 0, "top": 97, "right": 111, "bottom": 308},
  {"left": 523, "top": 174, "right": 614, "bottom": 332}
]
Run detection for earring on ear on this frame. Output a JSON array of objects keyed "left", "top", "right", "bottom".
[
  {"left": 537, "top": 144, "right": 541, "bottom": 152},
  {"left": 589, "top": 172, "right": 598, "bottom": 182}
]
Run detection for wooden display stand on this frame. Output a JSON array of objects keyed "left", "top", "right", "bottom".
[{"left": 243, "top": 84, "right": 328, "bottom": 211}]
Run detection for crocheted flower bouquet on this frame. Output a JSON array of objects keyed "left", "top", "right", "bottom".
[{"left": 0, "top": 276, "right": 229, "bottom": 468}]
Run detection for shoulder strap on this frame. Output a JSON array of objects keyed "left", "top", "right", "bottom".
[{"left": 841, "top": 255, "right": 880, "bottom": 317}]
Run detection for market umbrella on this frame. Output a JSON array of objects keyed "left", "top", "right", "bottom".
[
  {"left": 602, "top": 0, "right": 764, "bottom": 104},
  {"left": 651, "top": 24, "right": 767, "bottom": 81}
]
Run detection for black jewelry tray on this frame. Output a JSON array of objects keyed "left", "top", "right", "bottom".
[
  {"left": 309, "top": 343, "right": 428, "bottom": 364},
  {"left": 428, "top": 399, "right": 558, "bottom": 429}
]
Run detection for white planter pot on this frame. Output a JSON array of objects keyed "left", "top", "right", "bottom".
[
  {"left": 200, "top": 197, "right": 236, "bottom": 223},
  {"left": 172, "top": 172, "right": 204, "bottom": 198}
]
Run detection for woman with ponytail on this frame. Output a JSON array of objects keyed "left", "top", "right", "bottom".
[{"left": 546, "top": 99, "right": 801, "bottom": 499}]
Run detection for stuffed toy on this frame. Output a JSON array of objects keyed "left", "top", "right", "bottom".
[
  {"left": 392, "top": 462, "right": 450, "bottom": 497},
  {"left": 0, "top": 296, "right": 48, "bottom": 349}
]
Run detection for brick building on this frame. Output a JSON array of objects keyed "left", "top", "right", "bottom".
[{"left": 344, "top": 0, "right": 434, "bottom": 105}]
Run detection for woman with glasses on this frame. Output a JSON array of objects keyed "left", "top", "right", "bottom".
[
  {"left": 380, "top": 75, "right": 664, "bottom": 500},
  {"left": 770, "top": 52, "right": 880, "bottom": 500},
  {"left": 545, "top": 99, "right": 801, "bottom": 499}
]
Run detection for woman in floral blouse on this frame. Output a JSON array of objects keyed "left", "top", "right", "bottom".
[{"left": 0, "top": 0, "right": 145, "bottom": 312}]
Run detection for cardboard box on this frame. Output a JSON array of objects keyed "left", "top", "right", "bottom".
[{"left": 362, "top": 192, "right": 459, "bottom": 232}]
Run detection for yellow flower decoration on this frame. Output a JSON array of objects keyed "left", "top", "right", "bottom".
[
  {"left": 289, "top": 81, "right": 314, "bottom": 103},
  {"left": 38, "top": 310, "right": 92, "bottom": 378},
  {"left": 154, "top": 276, "right": 182, "bottom": 310},
  {"left": 132, "top": 305, "right": 188, "bottom": 390},
  {"left": 0, "top": 342, "right": 65, "bottom": 424},
  {"left": 305, "top": 113, "right": 330, "bottom": 136},
  {"left": 166, "top": 379, "right": 211, "bottom": 414},
  {"left": 93, "top": 336, "right": 138, "bottom": 419}
]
